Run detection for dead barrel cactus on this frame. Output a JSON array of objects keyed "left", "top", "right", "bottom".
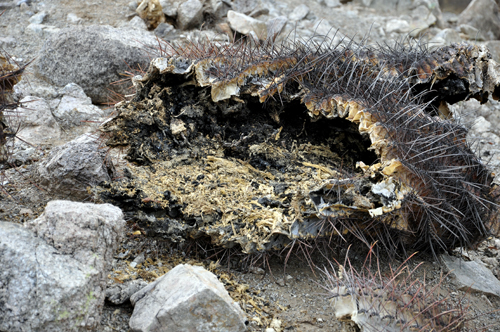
[
  {"left": 98, "top": 37, "right": 500, "bottom": 255},
  {"left": 0, "top": 54, "right": 25, "bottom": 163}
]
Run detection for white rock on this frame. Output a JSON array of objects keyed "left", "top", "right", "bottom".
[
  {"left": 52, "top": 83, "right": 105, "bottom": 128},
  {"left": 441, "top": 254, "right": 500, "bottom": 297},
  {"left": 385, "top": 19, "right": 411, "bottom": 33},
  {"left": 227, "top": 10, "right": 267, "bottom": 40},
  {"left": 67, "top": 13, "right": 81, "bottom": 23},
  {"left": 325, "top": 0, "right": 341, "bottom": 8},
  {"left": 129, "top": 264, "right": 248, "bottom": 332},
  {"left": 472, "top": 116, "right": 492, "bottom": 134},
  {"left": 289, "top": 4, "right": 309, "bottom": 21},
  {"left": 14, "top": 96, "right": 61, "bottom": 144},
  {"left": 177, "top": 0, "right": 204, "bottom": 30},
  {"left": 28, "top": 10, "right": 47, "bottom": 24}
]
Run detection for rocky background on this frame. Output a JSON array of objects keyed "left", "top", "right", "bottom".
[{"left": 1, "top": 0, "right": 500, "bottom": 331}]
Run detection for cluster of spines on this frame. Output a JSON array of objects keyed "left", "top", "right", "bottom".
[{"left": 322, "top": 249, "right": 469, "bottom": 331}]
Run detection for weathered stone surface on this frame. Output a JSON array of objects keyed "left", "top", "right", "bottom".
[
  {"left": 27, "top": 200, "right": 125, "bottom": 270},
  {"left": 0, "top": 222, "right": 100, "bottom": 332},
  {"left": 177, "top": 0, "right": 204, "bottom": 30},
  {"left": 52, "top": 83, "right": 105, "bottom": 128},
  {"left": 227, "top": 10, "right": 267, "bottom": 40},
  {"left": 36, "top": 134, "right": 114, "bottom": 199},
  {"left": 441, "top": 254, "right": 500, "bottom": 297},
  {"left": 457, "top": 0, "right": 500, "bottom": 40},
  {"left": 385, "top": 18, "right": 411, "bottom": 34},
  {"left": 106, "top": 280, "right": 148, "bottom": 305},
  {"left": 289, "top": 4, "right": 309, "bottom": 21},
  {"left": 0, "top": 202, "right": 123, "bottom": 331},
  {"left": 267, "top": 16, "right": 287, "bottom": 39},
  {"left": 34, "top": 25, "right": 156, "bottom": 104},
  {"left": 14, "top": 96, "right": 61, "bottom": 144},
  {"left": 129, "top": 264, "right": 248, "bottom": 332}
]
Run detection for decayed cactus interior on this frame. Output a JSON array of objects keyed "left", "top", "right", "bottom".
[{"left": 97, "top": 36, "right": 500, "bottom": 256}]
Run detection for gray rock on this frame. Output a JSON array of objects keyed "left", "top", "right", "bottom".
[
  {"left": 160, "top": 0, "right": 179, "bottom": 17},
  {"left": 289, "top": 4, "right": 309, "bottom": 21},
  {"left": 126, "top": 15, "right": 149, "bottom": 30},
  {"left": 36, "top": 134, "right": 114, "bottom": 199},
  {"left": 0, "top": 36, "right": 16, "bottom": 47},
  {"left": 227, "top": 10, "right": 267, "bottom": 40},
  {"left": 28, "top": 10, "right": 47, "bottom": 24},
  {"left": 34, "top": 25, "right": 156, "bottom": 104},
  {"left": 408, "top": 4, "right": 437, "bottom": 36},
  {"left": 129, "top": 0, "right": 139, "bottom": 11},
  {"left": 129, "top": 264, "right": 248, "bottom": 332},
  {"left": 106, "top": 280, "right": 148, "bottom": 305},
  {"left": 67, "top": 13, "right": 81, "bottom": 23},
  {"left": 485, "top": 40, "right": 500, "bottom": 62},
  {"left": 459, "top": 24, "right": 486, "bottom": 41},
  {"left": 457, "top": 0, "right": 500, "bottom": 40},
  {"left": 52, "top": 83, "right": 105, "bottom": 128},
  {"left": 325, "top": 0, "right": 341, "bottom": 8},
  {"left": 177, "top": 0, "right": 204, "bottom": 30},
  {"left": 267, "top": 16, "right": 287, "bottom": 40},
  {"left": 210, "top": 0, "right": 230, "bottom": 18},
  {"left": 441, "top": 254, "right": 500, "bottom": 297},
  {"left": 385, "top": 19, "right": 411, "bottom": 34},
  {"left": 231, "top": 0, "right": 257, "bottom": 15},
  {"left": 154, "top": 21, "right": 177, "bottom": 38},
  {"left": 1, "top": 201, "right": 123, "bottom": 331},
  {"left": 428, "top": 28, "right": 462, "bottom": 49},
  {"left": 0, "top": 222, "right": 100, "bottom": 331},
  {"left": 0, "top": 2, "right": 15, "bottom": 10},
  {"left": 27, "top": 200, "right": 124, "bottom": 277},
  {"left": 15, "top": 96, "right": 61, "bottom": 144}
]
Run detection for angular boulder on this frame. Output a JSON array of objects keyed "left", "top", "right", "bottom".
[
  {"left": 36, "top": 134, "right": 114, "bottom": 199},
  {"left": 0, "top": 201, "right": 124, "bottom": 332},
  {"left": 129, "top": 264, "right": 248, "bottom": 332},
  {"left": 34, "top": 25, "right": 157, "bottom": 104}
]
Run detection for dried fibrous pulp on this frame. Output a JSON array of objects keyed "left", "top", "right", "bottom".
[{"left": 98, "top": 37, "right": 500, "bottom": 256}]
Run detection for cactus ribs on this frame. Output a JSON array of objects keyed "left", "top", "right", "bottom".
[{"left": 98, "top": 37, "right": 500, "bottom": 256}]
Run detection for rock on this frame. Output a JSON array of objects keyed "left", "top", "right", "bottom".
[
  {"left": 409, "top": 5, "right": 437, "bottom": 36},
  {"left": 0, "top": 36, "right": 16, "bottom": 47},
  {"left": 459, "top": 24, "right": 486, "bottom": 41},
  {"left": 0, "top": 222, "right": 100, "bottom": 331},
  {"left": 231, "top": 0, "right": 258, "bottom": 15},
  {"left": 14, "top": 96, "right": 61, "bottom": 144},
  {"left": 27, "top": 200, "right": 125, "bottom": 274},
  {"left": 176, "top": 0, "right": 204, "bottom": 30},
  {"left": 289, "top": 4, "right": 309, "bottom": 21},
  {"left": 154, "top": 22, "right": 176, "bottom": 38},
  {"left": 26, "top": 23, "right": 60, "bottom": 35},
  {"left": 441, "top": 254, "right": 500, "bottom": 297},
  {"left": 325, "top": 0, "right": 341, "bottom": 8},
  {"left": 106, "top": 280, "right": 148, "bottom": 305},
  {"left": 36, "top": 134, "right": 114, "bottom": 199},
  {"left": 248, "top": 7, "right": 269, "bottom": 18},
  {"left": 159, "top": 0, "right": 179, "bottom": 18},
  {"left": 457, "top": 0, "right": 500, "bottom": 40},
  {"left": 267, "top": 16, "right": 287, "bottom": 40},
  {"left": 0, "top": 202, "right": 123, "bottom": 331},
  {"left": 428, "top": 28, "right": 462, "bottom": 49},
  {"left": 471, "top": 116, "right": 492, "bottom": 134},
  {"left": 485, "top": 40, "right": 500, "bottom": 62},
  {"left": 126, "top": 15, "right": 149, "bottom": 30},
  {"left": 67, "top": 13, "right": 81, "bottom": 23},
  {"left": 0, "top": 2, "right": 15, "bottom": 10},
  {"left": 385, "top": 19, "right": 411, "bottom": 34},
  {"left": 52, "top": 83, "right": 105, "bottom": 128},
  {"left": 129, "top": 0, "right": 139, "bottom": 11},
  {"left": 28, "top": 10, "right": 47, "bottom": 24},
  {"left": 129, "top": 264, "right": 248, "bottom": 332},
  {"left": 34, "top": 25, "right": 156, "bottom": 104},
  {"left": 227, "top": 10, "right": 267, "bottom": 40},
  {"left": 136, "top": 0, "right": 166, "bottom": 29},
  {"left": 209, "top": 0, "right": 230, "bottom": 18}
]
